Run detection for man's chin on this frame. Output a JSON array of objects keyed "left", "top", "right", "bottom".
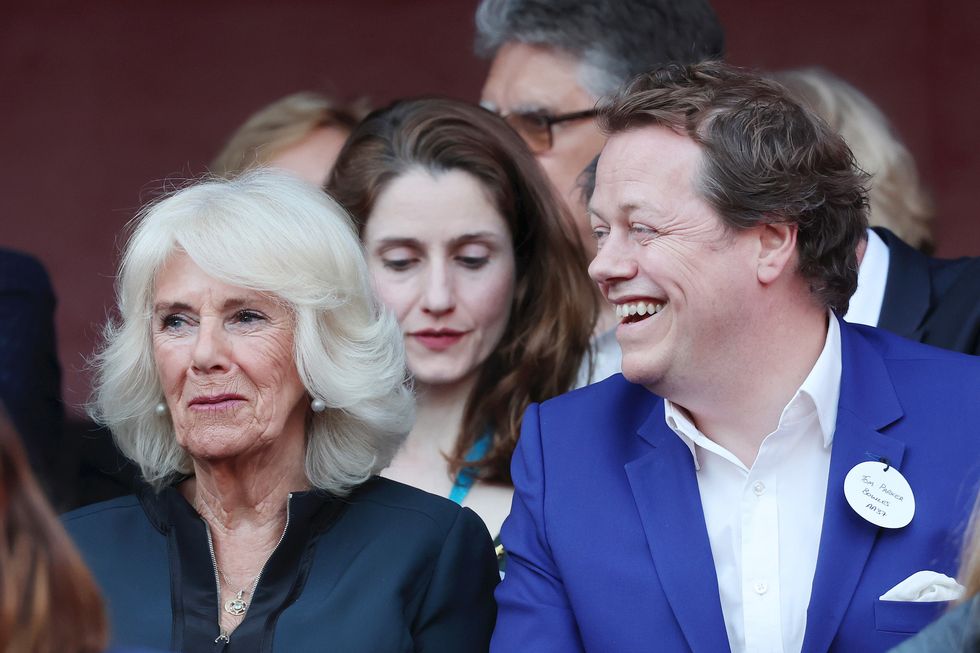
[{"left": 620, "top": 359, "right": 665, "bottom": 392}]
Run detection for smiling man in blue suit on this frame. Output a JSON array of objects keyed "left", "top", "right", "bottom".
[{"left": 490, "top": 61, "right": 980, "bottom": 653}]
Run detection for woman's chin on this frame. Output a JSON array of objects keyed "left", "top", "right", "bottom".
[
  {"left": 410, "top": 362, "right": 485, "bottom": 390},
  {"left": 178, "top": 429, "right": 261, "bottom": 463}
]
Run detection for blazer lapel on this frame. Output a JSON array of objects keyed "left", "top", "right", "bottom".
[
  {"left": 874, "top": 227, "right": 931, "bottom": 338},
  {"left": 802, "top": 320, "right": 905, "bottom": 653},
  {"left": 625, "top": 405, "right": 731, "bottom": 653}
]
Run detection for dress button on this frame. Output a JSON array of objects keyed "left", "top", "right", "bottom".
[
  {"left": 754, "top": 581, "right": 768, "bottom": 595},
  {"left": 753, "top": 481, "right": 766, "bottom": 496}
]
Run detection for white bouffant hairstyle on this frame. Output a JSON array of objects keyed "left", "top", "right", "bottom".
[
  {"left": 89, "top": 169, "right": 414, "bottom": 494},
  {"left": 776, "top": 68, "right": 935, "bottom": 251}
]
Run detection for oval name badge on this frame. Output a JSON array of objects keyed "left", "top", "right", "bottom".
[{"left": 843, "top": 461, "right": 915, "bottom": 529}]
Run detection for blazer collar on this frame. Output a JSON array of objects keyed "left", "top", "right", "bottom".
[
  {"left": 629, "top": 402, "right": 732, "bottom": 653},
  {"left": 802, "top": 318, "right": 905, "bottom": 653},
  {"left": 874, "top": 227, "right": 932, "bottom": 338}
]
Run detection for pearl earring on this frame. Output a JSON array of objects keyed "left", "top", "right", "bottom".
[
  {"left": 311, "top": 398, "right": 327, "bottom": 413},
  {"left": 155, "top": 402, "right": 167, "bottom": 416}
]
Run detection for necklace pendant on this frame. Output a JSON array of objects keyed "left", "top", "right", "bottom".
[{"left": 224, "top": 590, "right": 247, "bottom": 616}]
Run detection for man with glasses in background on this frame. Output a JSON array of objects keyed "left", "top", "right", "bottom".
[{"left": 476, "top": 0, "right": 725, "bottom": 383}]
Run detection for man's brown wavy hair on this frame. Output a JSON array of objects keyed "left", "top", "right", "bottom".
[
  {"left": 328, "top": 97, "right": 597, "bottom": 484},
  {"left": 600, "top": 61, "right": 869, "bottom": 315},
  {"left": 0, "top": 411, "right": 107, "bottom": 653}
]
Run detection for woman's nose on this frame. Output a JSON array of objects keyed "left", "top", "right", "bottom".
[
  {"left": 421, "top": 263, "right": 455, "bottom": 316},
  {"left": 191, "top": 319, "right": 231, "bottom": 372}
]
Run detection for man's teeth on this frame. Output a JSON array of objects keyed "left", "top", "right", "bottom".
[{"left": 615, "top": 302, "right": 665, "bottom": 319}]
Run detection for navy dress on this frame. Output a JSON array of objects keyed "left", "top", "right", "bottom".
[{"left": 65, "top": 477, "right": 498, "bottom": 653}]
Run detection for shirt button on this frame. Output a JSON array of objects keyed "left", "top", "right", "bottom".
[
  {"left": 754, "top": 581, "right": 768, "bottom": 595},
  {"left": 753, "top": 481, "right": 766, "bottom": 496}
]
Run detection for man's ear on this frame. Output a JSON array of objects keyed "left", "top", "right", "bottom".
[{"left": 756, "top": 222, "right": 797, "bottom": 284}]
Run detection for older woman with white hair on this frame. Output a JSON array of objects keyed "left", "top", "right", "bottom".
[{"left": 64, "top": 170, "right": 498, "bottom": 652}]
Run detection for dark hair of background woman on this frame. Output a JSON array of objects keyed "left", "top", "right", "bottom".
[
  {"left": 327, "top": 97, "right": 597, "bottom": 484},
  {"left": 0, "top": 410, "right": 108, "bottom": 653}
]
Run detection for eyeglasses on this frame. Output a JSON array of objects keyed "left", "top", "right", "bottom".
[{"left": 502, "top": 108, "right": 599, "bottom": 154}]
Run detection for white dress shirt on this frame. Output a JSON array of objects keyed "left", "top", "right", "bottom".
[
  {"left": 844, "top": 228, "right": 890, "bottom": 327},
  {"left": 664, "top": 314, "right": 842, "bottom": 653}
]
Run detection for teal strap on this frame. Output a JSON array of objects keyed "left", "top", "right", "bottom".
[{"left": 448, "top": 432, "right": 492, "bottom": 505}]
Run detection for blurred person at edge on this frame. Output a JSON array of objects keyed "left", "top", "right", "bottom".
[
  {"left": 0, "top": 248, "right": 70, "bottom": 508},
  {"left": 889, "top": 492, "right": 980, "bottom": 652},
  {"left": 0, "top": 410, "right": 153, "bottom": 653},
  {"left": 62, "top": 170, "right": 498, "bottom": 651},
  {"left": 776, "top": 68, "right": 935, "bottom": 252},
  {"left": 776, "top": 68, "right": 980, "bottom": 355},
  {"left": 490, "top": 62, "right": 980, "bottom": 653},
  {"left": 210, "top": 92, "right": 365, "bottom": 185},
  {"left": 0, "top": 408, "right": 104, "bottom": 653},
  {"left": 476, "top": 0, "right": 724, "bottom": 383},
  {"left": 327, "top": 98, "right": 596, "bottom": 569}
]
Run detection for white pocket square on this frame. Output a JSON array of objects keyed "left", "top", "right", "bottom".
[{"left": 879, "top": 570, "right": 964, "bottom": 602}]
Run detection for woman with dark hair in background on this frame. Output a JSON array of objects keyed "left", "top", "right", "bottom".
[
  {"left": 0, "top": 409, "right": 108, "bottom": 653},
  {"left": 328, "top": 98, "right": 597, "bottom": 565}
]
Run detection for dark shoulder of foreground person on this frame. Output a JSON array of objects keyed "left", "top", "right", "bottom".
[
  {"left": 345, "top": 475, "right": 495, "bottom": 543},
  {"left": 337, "top": 476, "right": 500, "bottom": 651},
  {"left": 63, "top": 494, "right": 148, "bottom": 534}
]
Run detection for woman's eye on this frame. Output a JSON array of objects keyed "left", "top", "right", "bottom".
[
  {"left": 233, "top": 310, "right": 265, "bottom": 324},
  {"left": 455, "top": 243, "right": 492, "bottom": 269},
  {"left": 457, "top": 256, "right": 489, "bottom": 270},
  {"left": 382, "top": 258, "right": 416, "bottom": 271},
  {"left": 161, "top": 314, "right": 189, "bottom": 330}
]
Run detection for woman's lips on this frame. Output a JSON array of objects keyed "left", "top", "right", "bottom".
[
  {"left": 188, "top": 394, "right": 246, "bottom": 411},
  {"left": 410, "top": 329, "right": 467, "bottom": 352}
]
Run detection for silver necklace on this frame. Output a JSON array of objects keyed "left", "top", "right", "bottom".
[
  {"left": 204, "top": 492, "right": 294, "bottom": 643},
  {"left": 219, "top": 568, "right": 259, "bottom": 616}
]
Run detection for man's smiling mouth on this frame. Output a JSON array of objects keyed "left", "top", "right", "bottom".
[{"left": 616, "top": 301, "right": 666, "bottom": 324}]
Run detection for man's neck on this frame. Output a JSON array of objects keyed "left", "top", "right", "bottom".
[{"left": 673, "top": 307, "right": 829, "bottom": 468}]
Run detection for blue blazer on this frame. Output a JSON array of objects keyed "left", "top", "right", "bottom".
[{"left": 491, "top": 320, "right": 980, "bottom": 653}]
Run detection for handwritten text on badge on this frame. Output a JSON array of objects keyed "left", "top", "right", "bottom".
[{"left": 843, "top": 461, "right": 915, "bottom": 529}]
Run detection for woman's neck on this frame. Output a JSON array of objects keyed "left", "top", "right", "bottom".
[
  {"left": 382, "top": 375, "right": 477, "bottom": 494},
  {"left": 410, "top": 376, "right": 476, "bottom": 454},
  {"left": 181, "top": 433, "right": 310, "bottom": 534}
]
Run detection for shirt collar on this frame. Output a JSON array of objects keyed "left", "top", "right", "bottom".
[
  {"left": 665, "top": 312, "right": 842, "bottom": 468},
  {"left": 663, "top": 400, "right": 704, "bottom": 469},
  {"left": 843, "top": 228, "right": 890, "bottom": 327},
  {"left": 799, "top": 311, "right": 842, "bottom": 447}
]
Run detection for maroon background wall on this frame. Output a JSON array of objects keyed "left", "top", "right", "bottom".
[{"left": 2, "top": 0, "right": 978, "bottom": 415}]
